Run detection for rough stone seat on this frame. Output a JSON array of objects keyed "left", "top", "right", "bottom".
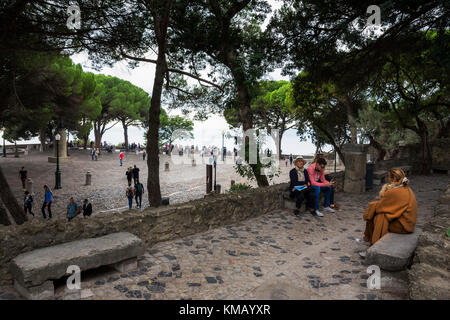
[
  {"left": 9, "top": 232, "right": 145, "bottom": 300},
  {"left": 365, "top": 228, "right": 422, "bottom": 271},
  {"left": 373, "top": 170, "right": 387, "bottom": 186}
]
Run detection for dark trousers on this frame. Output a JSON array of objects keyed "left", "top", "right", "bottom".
[
  {"left": 24, "top": 205, "right": 34, "bottom": 216},
  {"left": 41, "top": 201, "right": 52, "bottom": 219},
  {"left": 21, "top": 178, "right": 26, "bottom": 189},
  {"left": 127, "top": 178, "right": 132, "bottom": 186},
  {"left": 133, "top": 176, "right": 138, "bottom": 185},
  {"left": 128, "top": 197, "right": 133, "bottom": 209},
  {"left": 135, "top": 193, "right": 142, "bottom": 207},
  {"left": 290, "top": 188, "right": 315, "bottom": 210}
]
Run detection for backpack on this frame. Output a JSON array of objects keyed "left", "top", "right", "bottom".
[{"left": 136, "top": 183, "right": 143, "bottom": 194}]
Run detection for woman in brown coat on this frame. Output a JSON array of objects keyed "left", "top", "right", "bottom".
[{"left": 362, "top": 168, "right": 418, "bottom": 246}]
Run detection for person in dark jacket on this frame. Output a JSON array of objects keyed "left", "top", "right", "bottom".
[
  {"left": 126, "top": 167, "right": 133, "bottom": 186},
  {"left": 132, "top": 165, "right": 140, "bottom": 185},
  {"left": 82, "top": 199, "right": 92, "bottom": 217},
  {"left": 289, "top": 157, "right": 318, "bottom": 217}
]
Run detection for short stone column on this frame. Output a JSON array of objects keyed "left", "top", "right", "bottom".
[
  {"left": 231, "top": 180, "right": 235, "bottom": 186},
  {"left": 26, "top": 178, "right": 34, "bottom": 195},
  {"left": 343, "top": 144, "right": 368, "bottom": 194},
  {"left": 85, "top": 171, "right": 92, "bottom": 186},
  {"left": 215, "top": 184, "right": 221, "bottom": 194},
  {"left": 164, "top": 162, "right": 170, "bottom": 171},
  {"left": 192, "top": 159, "right": 196, "bottom": 167}
]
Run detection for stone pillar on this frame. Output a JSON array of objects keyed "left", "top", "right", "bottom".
[
  {"left": 85, "top": 171, "right": 92, "bottom": 186},
  {"left": 164, "top": 162, "right": 170, "bottom": 171},
  {"left": 192, "top": 159, "right": 196, "bottom": 167},
  {"left": 343, "top": 144, "right": 368, "bottom": 194},
  {"left": 215, "top": 184, "right": 221, "bottom": 194},
  {"left": 26, "top": 178, "right": 34, "bottom": 195},
  {"left": 231, "top": 180, "right": 235, "bottom": 186},
  {"left": 48, "top": 129, "right": 71, "bottom": 163}
]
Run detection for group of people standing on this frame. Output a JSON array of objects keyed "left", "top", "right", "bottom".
[
  {"left": 19, "top": 167, "right": 93, "bottom": 222},
  {"left": 125, "top": 165, "right": 144, "bottom": 209}
]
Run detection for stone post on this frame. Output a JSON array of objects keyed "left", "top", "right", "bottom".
[
  {"left": 215, "top": 184, "right": 221, "bottom": 194},
  {"left": 85, "top": 171, "right": 92, "bottom": 186},
  {"left": 164, "top": 162, "right": 170, "bottom": 171},
  {"left": 192, "top": 159, "right": 196, "bottom": 167},
  {"left": 231, "top": 180, "right": 235, "bottom": 186},
  {"left": 343, "top": 144, "right": 368, "bottom": 194},
  {"left": 26, "top": 178, "right": 34, "bottom": 195}
]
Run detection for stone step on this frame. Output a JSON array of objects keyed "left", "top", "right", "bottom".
[{"left": 365, "top": 228, "right": 421, "bottom": 271}]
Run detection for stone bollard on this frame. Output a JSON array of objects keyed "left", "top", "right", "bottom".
[
  {"left": 165, "top": 162, "right": 170, "bottom": 171},
  {"left": 215, "top": 184, "right": 221, "bottom": 194},
  {"left": 85, "top": 171, "right": 92, "bottom": 186},
  {"left": 343, "top": 144, "right": 368, "bottom": 194},
  {"left": 192, "top": 159, "right": 196, "bottom": 167},
  {"left": 26, "top": 178, "right": 34, "bottom": 195},
  {"left": 231, "top": 180, "right": 235, "bottom": 186}
]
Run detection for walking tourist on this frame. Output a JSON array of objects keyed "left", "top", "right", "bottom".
[
  {"left": 143, "top": 149, "right": 146, "bottom": 161},
  {"left": 126, "top": 185, "right": 134, "bottom": 209},
  {"left": 41, "top": 185, "right": 53, "bottom": 219},
  {"left": 134, "top": 180, "right": 144, "bottom": 208},
  {"left": 23, "top": 191, "right": 34, "bottom": 216},
  {"left": 360, "top": 168, "right": 417, "bottom": 250},
  {"left": 126, "top": 167, "right": 133, "bottom": 186},
  {"left": 95, "top": 148, "right": 99, "bottom": 161},
  {"left": 66, "top": 197, "right": 80, "bottom": 222},
  {"left": 289, "top": 157, "right": 317, "bottom": 216},
  {"left": 132, "top": 165, "right": 140, "bottom": 185},
  {"left": 285, "top": 157, "right": 288, "bottom": 167},
  {"left": 19, "top": 166, "right": 27, "bottom": 190},
  {"left": 307, "top": 158, "right": 335, "bottom": 216},
  {"left": 82, "top": 199, "right": 92, "bottom": 217},
  {"left": 289, "top": 154, "right": 293, "bottom": 166},
  {"left": 91, "top": 148, "right": 95, "bottom": 160},
  {"left": 119, "top": 151, "right": 124, "bottom": 166}
]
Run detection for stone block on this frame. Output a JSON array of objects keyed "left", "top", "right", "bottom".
[
  {"left": 10, "top": 232, "right": 145, "bottom": 287},
  {"left": 366, "top": 228, "right": 422, "bottom": 271},
  {"left": 14, "top": 280, "right": 54, "bottom": 300},
  {"left": 63, "top": 288, "right": 81, "bottom": 300},
  {"left": 112, "top": 257, "right": 138, "bottom": 273},
  {"left": 283, "top": 199, "right": 296, "bottom": 210}
]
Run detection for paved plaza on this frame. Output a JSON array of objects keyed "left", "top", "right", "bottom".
[
  {"left": 0, "top": 149, "right": 310, "bottom": 220},
  {"left": 0, "top": 168, "right": 447, "bottom": 300}
]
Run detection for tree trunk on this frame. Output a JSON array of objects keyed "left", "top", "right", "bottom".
[
  {"left": 146, "top": 49, "right": 165, "bottom": 207},
  {"left": 416, "top": 118, "right": 432, "bottom": 174},
  {"left": 0, "top": 166, "right": 27, "bottom": 225},
  {"left": 0, "top": 201, "right": 11, "bottom": 226},
  {"left": 93, "top": 122, "right": 102, "bottom": 149},
  {"left": 238, "top": 84, "right": 269, "bottom": 187},
  {"left": 345, "top": 96, "right": 358, "bottom": 144},
  {"left": 368, "top": 135, "right": 387, "bottom": 162},
  {"left": 83, "top": 133, "right": 89, "bottom": 149},
  {"left": 39, "top": 128, "right": 47, "bottom": 151},
  {"left": 122, "top": 120, "right": 129, "bottom": 151}
]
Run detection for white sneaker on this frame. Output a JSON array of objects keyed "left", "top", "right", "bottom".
[
  {"left": 314, "top": 210, "right": 324, "bottom": 217},
  {"left": 323, "top": 207, "right": 335, "bottom": 213}
]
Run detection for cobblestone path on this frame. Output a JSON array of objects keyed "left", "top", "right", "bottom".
[{"left": 0, "top": 174, "right": 447, "bottom": 300}]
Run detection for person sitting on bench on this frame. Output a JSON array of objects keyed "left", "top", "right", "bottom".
[
  {"left": 361, "top": 168, "right": 417, "bottom": 248},
  {"left": 289, "top": 157, "right": 318, "bottom": 216},
  {"left": 307, "top": 158, "right": 336, "bottom": 216}
]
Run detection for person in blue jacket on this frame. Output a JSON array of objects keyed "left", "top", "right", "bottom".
[
  {"left": 41, "top": 185, "right": 53, "bottom": 219},
  {"left": 289, "top": 157, "right": 319, "bottom": 217}
]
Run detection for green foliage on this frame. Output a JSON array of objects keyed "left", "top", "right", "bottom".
[
  {"left": 159, "top": 115, "right": 194, "bottom": 148},
  {"left": 227, "top": 183, "right": 252, "bottom": 193}
]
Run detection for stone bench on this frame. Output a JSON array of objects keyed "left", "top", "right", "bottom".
[
  {"left": 10, "top": 232, "right": 145, "bottom": 300},
  {"left": 373, "top": 170, "right": 387, "bottom": 186},
  {"left": 365, "top": 228, "right": 422, "bottom": 271}
]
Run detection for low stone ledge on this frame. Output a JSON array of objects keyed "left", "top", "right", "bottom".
[
  {"left": 10, "top": 232, "right": 145, "bottom": 288},
  {"left": 365, "top": 229, "right": 422, "bottom": 271}
]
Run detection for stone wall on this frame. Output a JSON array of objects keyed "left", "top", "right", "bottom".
[
  {"left": 408, "top": 183, "right": 450, "bottom": 299},
  {"left": 0, "top": 183, "right": 287, "bottom": 286}
]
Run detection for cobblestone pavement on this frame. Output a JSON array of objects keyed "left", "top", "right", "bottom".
[
  {"left": 2, "top": 149, "right": 330, "bottom": 221},
  {"left": 0, "top": 174, "right": 447, "bottom": 300}
]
